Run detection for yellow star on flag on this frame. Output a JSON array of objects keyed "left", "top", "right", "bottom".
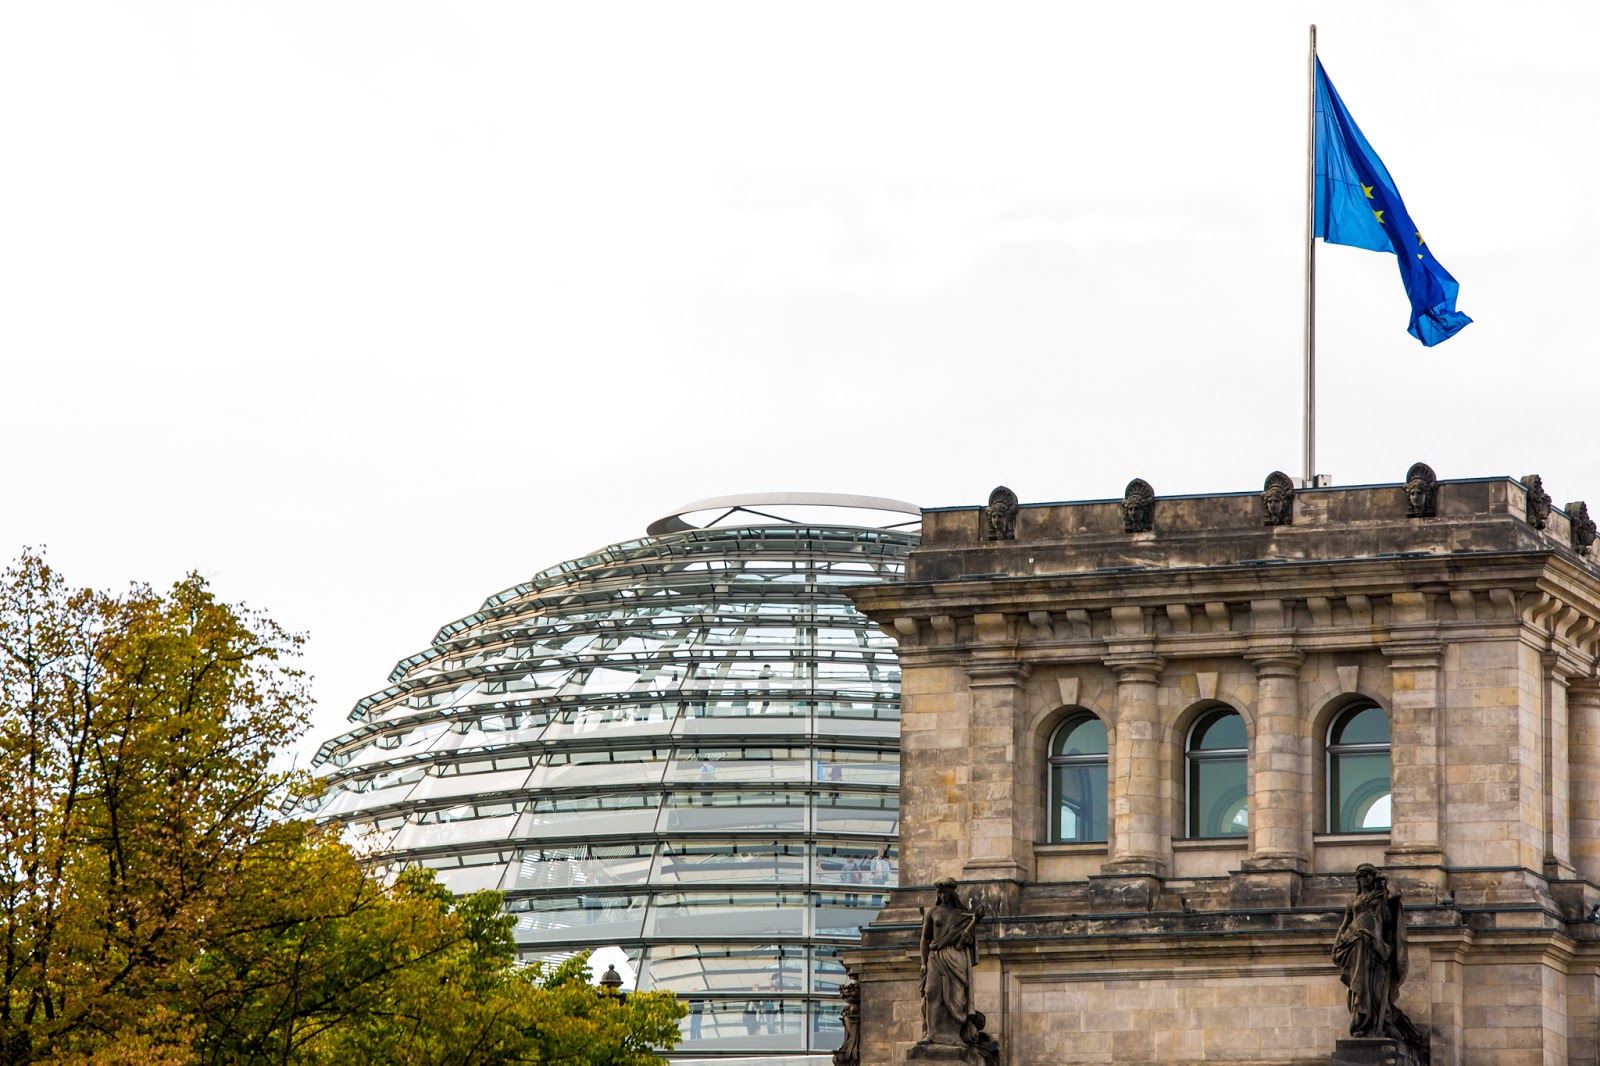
[
  {"left": 1361, "top": 182, "right": 1374, "bottom": 199},
  {"left": 1373, "top": 209, "right": 1385, "bottom": 224},
  {"left": 1415, "top": 230, "right": 1425, "bottom": 246}
]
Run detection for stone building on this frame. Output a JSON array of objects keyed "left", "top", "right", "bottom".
[{"left": 845, "top": 470, "right": 1600, "bottom": 1066}]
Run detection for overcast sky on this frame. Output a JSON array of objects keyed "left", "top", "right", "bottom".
[{"left": 5, "top": 2, "right": 1596, "bottom": 753}]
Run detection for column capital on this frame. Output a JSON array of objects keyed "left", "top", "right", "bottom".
[
  {"left": 1541, "top": 650, "right": 1591, "bottom": 683},
  {"left": 1244, "top": 647, "right": 1305, "bottom": 678},
  {"left": 1380, "top": 640, "right": 1445, "bottom": 669},
  {"left": 1568, "top": 676, "right": 1600, "bottom": 707},
  {"left": 1103, "top": 654, "right": 1164, "bottom": 684},
  {"left": 964, "top": 660, "right": 1031, "bottom": 687}
]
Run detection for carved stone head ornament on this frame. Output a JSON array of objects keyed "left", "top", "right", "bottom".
[
  {"left": 1122, "top": 478, "right": 1155, "bottom": 533},
  {"left": 1262, "top": 471, "right": 1296, "bottom": 526},
  {"left": 985, "top": 486, "right": 1018, "bottom": 542},
  {"left": 1403, "top": 462, "right": 1437, "bottom": 518}
]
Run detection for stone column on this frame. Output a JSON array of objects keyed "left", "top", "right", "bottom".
[
  {"left": 1243, "top": 649, "right": 1308, "bottom": 871},
  {"left": 961, "top": 659, "right": 1033, "bottom": 882},
  {"left": 1102, "top": 655, "right": 1168, "bottom": 877},
  {"left": 1383, "top": 641, "right": 1445, "bottom": 867},
  {"left": 1568, "top": 679, "right": 1600, "bottom": 883}
]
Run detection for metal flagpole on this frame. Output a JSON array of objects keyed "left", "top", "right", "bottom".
[{"left": 1302, "top": 24, "right": 1318, "bottom": 486}]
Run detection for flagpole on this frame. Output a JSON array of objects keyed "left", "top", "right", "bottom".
[{"left": 1302, "top": 24, "right": 1317, "bottom": 486}]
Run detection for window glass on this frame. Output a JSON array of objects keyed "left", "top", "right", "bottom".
[
  {"left": 1049, "top": 714, "right": 1108, "bottom": 843},
  {"left": 507, "top": 894, "right": 646, "bottom": 944},
  {"left": 812, "top": 891, "right": 887, "bottom": 937},
  {"left": 505, "top": 844, "right": 655, "bottom": 891},
  {"left": 814, "top": 845, "right": 897, "bottom": 888},
  {"left": 646, "top": 892, "right": 808, "bottom": 938},
  {"left": 638, "top": 943, "right": 802, "bottom": 994},
  {"left": 653, "top": 842, "right": 807, "bottom": 885},
  {"left": 1328, "top": 703, "right": 1392, "bottom": 832},
  {"left": 1188, "top": 710, "right": 1248, "bottom": 838}
]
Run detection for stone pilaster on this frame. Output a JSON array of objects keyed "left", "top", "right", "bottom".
[
  {"left": 1542, "top": 654, "right": 1576, "bottom": 879},
  {"left": 961, "top": 660, "right": 1032, "bottom": 881},
  {"left": 1102, "top": 655, "right": 1168, "bottom": 877},
  {"left": 1243, "top": 649, "right": 1308, "bottom": 872},
  {"left": 1383, "top": 641, "right": 1445, "bottom": 867},
  {"left": 1568, "top": 678, "right": 1600, "bottom": 883}
]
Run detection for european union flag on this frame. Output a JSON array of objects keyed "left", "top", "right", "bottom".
[{"left": 1313, "top": 58, "right": 1471, "bottom": 346}]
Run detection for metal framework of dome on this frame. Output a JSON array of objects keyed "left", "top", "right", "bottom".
[{"left": 306, "top": 495, "right": 919, "bottom": 1059}]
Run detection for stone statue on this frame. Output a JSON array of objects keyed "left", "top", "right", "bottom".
[
  {"left": 985, "top": 486, "right": 1018, "bottom": 542},
  {"left": 1122, "top": 478, "right": 1155, "bottom": 533},
  {"left": 1569, "top": 501, "right": 1597, "bottom": 557},
  {"left": 1332, "top": 865, "right": 1423, "bottom": 1049},
  {"left": 1262, "top": 471, "right": 1296, "bottom": 526},
  {"left": 1402, "top": 463, "right": 1437, "bottom": 519},
  {"left": 832, "top": 976, "right": 860, "bottom": 1066},
  {"left": 1521, "top": 474, "right": 1552, "bottom": 530},
  {"left": 919, "top": 878, "right": 987, "bottom": 1050}
]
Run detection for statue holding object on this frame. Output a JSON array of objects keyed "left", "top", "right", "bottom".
[
  {"left": 912, "top": 878, "right": 998, "bottom": 1064},
  {"left": 1332, "top": 864, "right": 1425, "bottom": 1054}
]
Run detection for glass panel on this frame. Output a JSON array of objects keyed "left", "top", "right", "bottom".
[
  {"left": 1331, "top": 752, "right": 1392, "bottom": 832},
  {"left": 391, "top": 813, "right": 520, "bottom": 850},
  {"left": 1189, "top": 757, "right": 1248, "bottom": 837},
  {"left": 815, "top": 700, "right": 900, "bottom": 722},
  {"left": 1193, "top": 711, "right": 1247, "bottom": 751},
  {"left": 814, "top": 845, "right": 897, "bottom": 888},
  {"left": 1332, "top": 705, "right": 1390, "bottom": 746},
  {"left": 816, "top": 748, "right": 899, "bottom": 786},
  {"left": 505, "top": 845, "right": 656, "bottom": 891},
  {"left": 519, "top": 794, "right": 662, "bottom": 839},
  {"left": 653, "top": 842, "right": 807, "bottom": 885},
  {"left": 811, "top": 999, "right": 845, "bottom": 1052},
  {"left": 659, "top": 792, "right": 809, "bottom": 833},
  {"left": 527, "top": 748, "right": 670, "bottom": 789},
  {"left": 542, "top": 702, "right": 677, "bottom": 739},
  {"left": 811, "top": 945, "right": 849, "bottom": 995},
  {"left": 675, "top": 1000, "right": 807, "bottom": 1053},
  {"left": 813, "top": 892, "right": 887, "bottom": 937},
  {"left": 1052, "top": 762, "right": 1108, "bottom": 842},
  {"left": 683, "top": 699, "right": 805, "bottom": 721},
  {"left": 508, "top": 895, "right": 647, "bottom": 944},
  {"left": 638, "top": 944, "right": 801, "bottom": 994},
  {"left": 1053, "top": 716, "right": 1107, "bottom": 757},
  {"left": 665, "top": 748, "right": 811, "bottom": 785},
  {"left": 645, "top": 892, "right": 808, "bottom": 938},
  {"left": 814, "top": 805, "right": 899, "bottom": 835},
  {"left": 407, "top": 766, "right": 533, "bottom": 800},
  {"left": 430, "top": 863, "right": 509, "bottom": 894}
]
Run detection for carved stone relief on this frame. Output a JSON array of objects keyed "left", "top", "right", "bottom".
[
  {"left": 1403, "top": 463, "right": 1437, "bottom": 518},
  {"left": 1262, "top": 471, "right": 1296, "bottom": 526},
  {"left": 1569, "top": 501, "right": 1597, "bottom": 557},
  {"left": 1522, "top": 474, "right": 1552, "bottom": 530},
  {"left": 985, "top": 486, "right": 1018, "bottom": 542},
  {"left": 1122, "top": 478, "right": 1155, "bottom": 533}
]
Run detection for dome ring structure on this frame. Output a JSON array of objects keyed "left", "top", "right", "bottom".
[{"left": 308, "top": 495, "right": 919, "bottom": 1060}]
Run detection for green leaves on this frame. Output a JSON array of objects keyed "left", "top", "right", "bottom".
[{"left": 0, "top": 552, "right": 684, "bottom": 1064}]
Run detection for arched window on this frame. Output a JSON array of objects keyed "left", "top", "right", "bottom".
[
  {"left": 1187, "top": 710, "right": 1248, "bottom": 838},
  {"left": 1048, "top": 714, "right": 1107, "bottom": 843},
  {"left": 1327, "top": 703, "right": 1391, "bottom": 832}
]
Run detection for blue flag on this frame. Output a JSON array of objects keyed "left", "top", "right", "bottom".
[{"left": 1313, "top": 57, "right": 1471, "bottom": 346}]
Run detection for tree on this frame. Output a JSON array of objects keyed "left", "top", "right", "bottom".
[{"left": 0, "top": 552, "right": 684, "bottom": 1064}]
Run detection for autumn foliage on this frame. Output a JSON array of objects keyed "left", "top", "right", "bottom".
[{"left": 0, "top": 552, "right": 684, "bottom": 1065}]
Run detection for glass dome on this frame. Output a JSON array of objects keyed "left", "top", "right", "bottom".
[{"left": 306, "top": 495, "right": 919, "bottom": 1058}]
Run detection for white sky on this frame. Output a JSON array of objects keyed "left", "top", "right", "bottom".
[{"left": 5, "top": 2, "right": 1596, "bottom": 755}]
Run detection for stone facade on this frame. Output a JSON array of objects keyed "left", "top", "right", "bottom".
[{"left": 847, "top": 474, "right": 1600, "bottom": 1066}]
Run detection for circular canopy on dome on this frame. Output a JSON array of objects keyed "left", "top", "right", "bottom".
[{"left": 646, "top": 492, "right": 921, "bottom": 536}]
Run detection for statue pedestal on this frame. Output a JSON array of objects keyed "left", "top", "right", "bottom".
[
  {"left": 905, "top": 1040, "right": 999, "bottom": 1066},
  {"left": 1330, "top": 1037, "right": 1427, "bottom": 1066}
]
